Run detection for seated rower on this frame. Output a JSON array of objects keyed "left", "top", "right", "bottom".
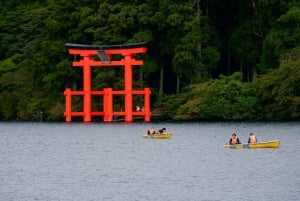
[
  {"left": 157, "top": 128, "right": 166, "bottom": 134},
  {"left": 248, "top": 132, "right": 257, "bottom": 143},
  {"left": 147, "top": 127, "right": 155, "bottom": 135},
  {"left": 229, "top": 133, "right": 241, "bottom": 145}
]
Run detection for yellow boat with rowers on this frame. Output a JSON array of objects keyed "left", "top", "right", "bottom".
[
  {"left": 142, "top": 133, "right": 172, "bottom": 139},
  {"left": 224, "top": 140, "right": 280, "bottom": 149}
]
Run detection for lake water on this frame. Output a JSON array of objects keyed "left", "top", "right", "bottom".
[{"left": 0, "top": 121, "right": 299, "bottom": 201}]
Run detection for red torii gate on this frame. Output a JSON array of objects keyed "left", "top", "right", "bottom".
[{"left": 64, "top": 42, "right": 151, "bottom": 122}]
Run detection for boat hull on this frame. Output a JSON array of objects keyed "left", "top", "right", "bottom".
[
  {"left": 224, "top": 140, "right": 280, "bottom": 149},
  {"left": 142, "top": 133, "right": 172, "bottom": 139}
]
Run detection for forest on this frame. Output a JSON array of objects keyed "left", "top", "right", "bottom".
[{"left": 0, "top": 0, "right": 299, "bottom": 121}]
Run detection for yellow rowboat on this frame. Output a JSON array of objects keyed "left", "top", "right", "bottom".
[
  {"left": 224, "top": 140, "right": 280, "bottom": 149},
  {"left": 142, "top": 133, "right": 172, "bottom": 139}
]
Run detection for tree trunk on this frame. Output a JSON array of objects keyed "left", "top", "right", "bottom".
[
  {"left": 159, "top": 63, "right": 164, "bottom": 97},
  {"left": 176, "top": 76, "right": 180, "bottom": 94},
  {"left": 252, "top": 65, "right": 257, "bottom": 80},
  {"left": 240, "top": 60, "right": 244, "bottom": 81},
  {"left": 139, "top": 70, "right": 143, "bottom": 88},
  {"left": 72, "top": 81, "right": 77, "bottom": 90},
  {"left": 227, "top": 51, "right": 231, "bottom": 75}
]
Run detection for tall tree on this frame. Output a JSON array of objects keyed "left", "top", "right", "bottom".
[{"left": 259, "top": 0, "right": 300, "bottom": 71}]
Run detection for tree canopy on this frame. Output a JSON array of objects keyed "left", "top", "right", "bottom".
[{"left": 0, "top": 0, "right": 299, "bottom": 121}]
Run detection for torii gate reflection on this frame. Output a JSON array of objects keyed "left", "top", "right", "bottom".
[{"left": 64, "top": 42, "right": 151, "bottom": 122}]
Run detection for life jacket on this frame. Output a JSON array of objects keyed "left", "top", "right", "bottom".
[
  {"left": 149, "top": 128, "right": 155, "bottom": 134},
  {"left": 231, "top": 137, "right": 238, "bottom": 144},
  {"left": 249, "top": 135, "right": 257, "bottom": 143}
]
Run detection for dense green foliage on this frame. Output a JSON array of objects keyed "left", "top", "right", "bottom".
[{"left": 0, "top": 0, "right": 299, "bottom": 121}]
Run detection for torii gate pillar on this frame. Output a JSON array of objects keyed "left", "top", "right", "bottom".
[
  {"left": 83, "top": 53, "right": 92, "bottom": 122},
  {"left": 124, "top": 54, "right": 133, "bottom": 121}
]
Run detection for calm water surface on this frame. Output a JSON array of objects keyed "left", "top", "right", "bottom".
[{"left": 0, "top": 122, "right": 299, "bottom": 201}]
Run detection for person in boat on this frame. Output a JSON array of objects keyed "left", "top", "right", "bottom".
[
  {"left": 248, "top": 132, "right": 257, "bottom": 143},
  {"left": 229, "top": 133, "right": 241, "bottom": 145},
  {"left": 157, "top": 128, "right": 166, "bottom": 134},
  {"left": 147, "top": 127, "right": 155, "bottom": 135}
]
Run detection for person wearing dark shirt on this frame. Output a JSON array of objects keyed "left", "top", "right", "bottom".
[
  {"left": 248, "top": 132, "right": 257, "bottom": 143},
  {"left": 147, "top": 127, "right": 155, "bottom": 135},
  {"left": 229, "top": 133, "right": 241, "bottom": 145},
  {"left": 157, "top": 128, "right": 166, "bottom": 134}
]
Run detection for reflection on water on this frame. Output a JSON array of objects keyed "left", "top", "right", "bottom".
[{"left": 0, "top": 122, "right": 299, "bottom": 201}]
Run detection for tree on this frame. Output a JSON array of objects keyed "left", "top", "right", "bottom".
[
  {"left": 256, "top": 46, "right": 300, "bottom": 120},
  {"left": 163, "top": 72, "right": 260, "bottom": 121},
  {"left": 259, "top": 0, "right": 300, "bottom": 72}
]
